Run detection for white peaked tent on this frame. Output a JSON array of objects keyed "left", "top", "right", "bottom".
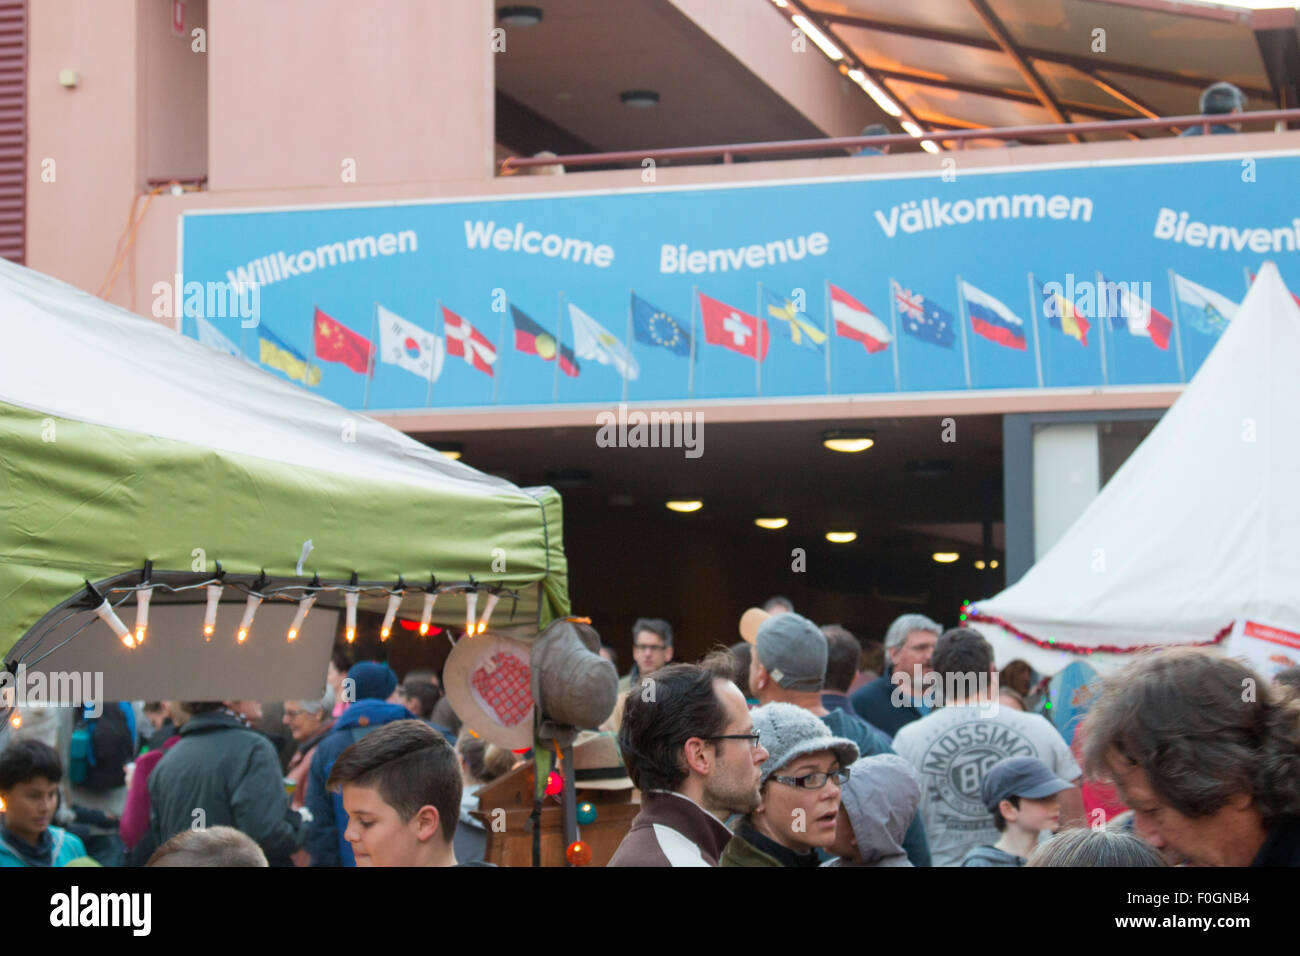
[{"left": 969, "top": 262, "right": 1300, "bottom": 676}]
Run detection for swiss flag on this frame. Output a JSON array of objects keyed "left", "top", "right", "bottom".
[
  {"left": 313, "top": 307, "right": 374, "bottom": 375},
  {"left": 443, "top": 306, "right": 497, "bottom": 377},
  {"left": 698, "top": 292, "right": 769, "bottom": 360}
]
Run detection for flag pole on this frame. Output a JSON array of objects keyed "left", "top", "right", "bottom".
[
  {"left": 755, "top": 281, "right": 763, "bottom": 397},
  {"left": 494, "top": 299, "right": 507, "bottom": 404},
  {"left": 304, "top": 304, "right": 317, "bottom": 387},
  {"left": 1242, "top": 265, "right": 1253, "bottom": 297},
  {"left": 1096, "top": 271, "right": 1113, "bottom": 385},
  {"left": 1027, "top": 272, "right": 1044, "bottom": 388},
  {"left": 955, "top": 275, "right": 972, "bottom": 389},
  {"left": 624, "top": 289, "right": 634, "bottom": 405},
  {"left": 427, "top": 300, "right": 441, "bottom": 407},
  {"left": 887, "top": 278, "right": 902, "bottom": 392},
  {"left": 823, "top": 280, "right": 832, "bottom": 394},
  {"left": 1168, "top": 269, "right": 1187, "bottom": 383},
  {"left": 363, "top": 301, "right": 377, "bottom": 409},
  {"left": 1095, "top": 275, "right": 1109, "bottom": 386},
  {"left": 689, "top": 286, "right": 698, "bottom": 399},
  {"left": 553, "top": 291, "right": 564, "bottom": 404}
]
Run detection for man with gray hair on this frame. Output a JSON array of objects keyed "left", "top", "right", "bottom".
[
  {"left": 851, "top": 613, "right": 941, "bottom": 737},
  {"left": 1180, "top": 80, "right": 1245, "bottom": 136}
]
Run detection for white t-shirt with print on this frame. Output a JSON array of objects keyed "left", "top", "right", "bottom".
[{"left": 892, "top": 703, "right": 1081, "bottom": 867}]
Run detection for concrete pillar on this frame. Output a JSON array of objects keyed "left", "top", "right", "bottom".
[{"left": 1032, "top": 423, "right": 1100, "bottom": 561}]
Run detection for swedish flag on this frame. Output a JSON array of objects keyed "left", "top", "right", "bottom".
[
  {"left": 762, "top": 286, "right": 827, "bottom": 350},
  {"left": 259, "top": 327, "right": 322, "bottom": 386}
]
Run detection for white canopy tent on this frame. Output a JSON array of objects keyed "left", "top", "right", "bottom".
[{"left": 969, "top": 262, "right": 1300, "bottom": 676}]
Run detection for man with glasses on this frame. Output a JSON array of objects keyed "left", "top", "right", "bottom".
[
  {"left": 607, "top": 618, "right": 676, "bottom": 732},
  {"left": 745, "top": 610, "right": 932, "bottom": 865},
  {"left": 720, "top": 702, "right": 858, "bottom": 867},
  {"left": 609, "top": 661, "right": 768, "bottom": 866}
]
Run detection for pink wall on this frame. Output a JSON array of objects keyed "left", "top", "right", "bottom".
[
  {"left": 140, "top": 0, "right": 208, "bottom": 184},
  {"left": 26, "top": 0, "right": 141, "bottom": 307},
  {"left": 207, "top": 0, "right": 493, "bottom": 191}
]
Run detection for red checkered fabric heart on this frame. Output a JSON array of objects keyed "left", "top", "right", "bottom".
[{"left": 470, "top": 651, "right": 532, "bottom": 727}]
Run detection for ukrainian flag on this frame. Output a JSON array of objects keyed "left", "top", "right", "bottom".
[
  {"left": 259, "top": 327, "right": 322, "bottom": 386},
  {"left": 1037, "top": 281, "right": 1090, "bottom": 347}
]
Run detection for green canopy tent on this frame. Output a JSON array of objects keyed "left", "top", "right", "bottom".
[{"left": 0, "top": 258, "right": 568, "bottom": 704}]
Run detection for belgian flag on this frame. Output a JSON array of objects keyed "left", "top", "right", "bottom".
[{"left": 510, "top": 304, "right": 579, "bottom": 376}]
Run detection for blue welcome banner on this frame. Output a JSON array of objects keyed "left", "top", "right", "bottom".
[{"left": 179, "top": 150, "right": 1300, "bottom": 410}]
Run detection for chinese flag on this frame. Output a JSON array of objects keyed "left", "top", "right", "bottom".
[
  {"left": 698, "top": 292, "right": 769, "bottom": 360},
  {"left": 313, "top": 308, "right": 374, "bottom": 375}
]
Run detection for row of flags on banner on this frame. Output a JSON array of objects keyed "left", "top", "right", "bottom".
[{"left": 192, "top": 270, "right": 1276, "bottom": 392}]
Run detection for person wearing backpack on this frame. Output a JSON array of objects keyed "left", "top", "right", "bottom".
[
  {"left": 139, "top": 700, "right": 304, "bottom": 866},
  {"left": 304, "top": 662, "right": 413, "bottom": 866}
]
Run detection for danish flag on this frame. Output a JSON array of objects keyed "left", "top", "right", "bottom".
[{"left": 442, "top": 306, "right": 497, "bottom": 377}]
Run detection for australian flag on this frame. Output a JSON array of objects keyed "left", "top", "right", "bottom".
[
  {"left": 893, "top": 280, "right": 955, "bottom": 348},
  {"left": 631, "top": 293, "right": 691, "bottom": 357}
]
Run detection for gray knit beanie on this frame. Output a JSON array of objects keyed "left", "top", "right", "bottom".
[{"left": 751, "top": 702, "right": 859, "bottom": 787}]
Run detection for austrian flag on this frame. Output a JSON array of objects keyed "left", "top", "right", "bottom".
[{"left": 442, "top": 306, "right": 497, "bottom": 376}]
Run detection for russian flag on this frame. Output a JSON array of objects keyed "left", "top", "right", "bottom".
[
  {"left": 961, "top": 280, "right": 1027, "bottom": 350},
  {"left": 829, "top": 282, "right": 891, "bottom": 353}
]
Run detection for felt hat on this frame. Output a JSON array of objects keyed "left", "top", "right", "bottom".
[
  {"left": 443, "top": 630, "right": 534, "bottom": 751},
  {"left": 571, "top": 730, "right": 634, "bottom": 790},
  {"left": 530, "top": 617, "right": 618, "bottom": 730}
]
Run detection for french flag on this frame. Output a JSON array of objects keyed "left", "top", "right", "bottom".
[
  {"left": 961, "top": 280, "right": 1027, "bottom": 350},
  {"left": 829, "top": 282, "right": 892, "bottom": 353},
  {"left": 1102, "top": 275, "right": 1172, "bottom": 351}
]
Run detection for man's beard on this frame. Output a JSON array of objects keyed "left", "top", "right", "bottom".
[{"left": 703, "top": 768, "right": 761, "bottom": 817}]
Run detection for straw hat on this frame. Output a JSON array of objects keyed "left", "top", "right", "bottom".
[
  {"left": 443, "top": 630, "right": 534, "bottom": 751},
  {"left": 739, "top": 606, "right": 771, "bottom": 644},
  {"left": 571, "top": 730, "right": 634, "bottom": 790}
]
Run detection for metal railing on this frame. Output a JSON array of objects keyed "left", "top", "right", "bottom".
[{"left": 499, "top": 108, "right": 1300, "bottom": 174}]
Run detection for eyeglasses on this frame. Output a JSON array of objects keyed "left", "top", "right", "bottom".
[
  {"left": 769, "top": 767, "right": 851, "bottom": 790},
  {"left": 633, "top": 643, "right": 668, "bottom": 653},
  {"left": 703, "top": 732, "right": 762, "bottom": 750}
]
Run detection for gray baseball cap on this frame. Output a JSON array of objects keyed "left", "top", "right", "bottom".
[
  {"left": 754, "top": 612, "right": 827, "bottom": 692},
  {"left": 980, "top": 756, "right": 1072, "bottom": 812}
]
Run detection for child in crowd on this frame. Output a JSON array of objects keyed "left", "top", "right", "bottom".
[
  {"left": 0, "top": 739, "right": 92, "bottom": 867},
  {"left": 961, "top": 756, "right": 1072, "bottom": 867}
]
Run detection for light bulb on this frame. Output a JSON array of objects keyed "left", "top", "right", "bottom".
[
  {"left": 204, "top": 583, "right": 223, "bottom": 641},
  {"left": 345, "top": 590, "right": 358, "bottom": 643},
  {"left": 380, "top": 593, "right": 402, "bottom": 641},
  {"left": 237, "top": 592, "right": 261, "bottom": 644},
  {"left": 10, "top": 712, "right": 21, "bottom": 730},
  {"left": 476, "top": 593, "right": 500, "bottom": 635},
  {"left": 465, "top": 590, "right": 478, "bottom": 636},
  {"left": 288, "top": 594, "right": 316, "bottom": 642},
  {"left": 95, "top": 599, "right": 135, "bottom": 649},
  {"left": 134, "top": 586, "right": 152, "bottom": 646},
  {"left": 419, "top": 592, "right": 437, "bottom": 635}
]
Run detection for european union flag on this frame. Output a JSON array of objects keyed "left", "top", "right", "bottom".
[
  {"left": 631, "top": 293, "right": 691, "bottom": 357},
  {"left": 893, "top": 281, "right": 955, "bottom": 349}
]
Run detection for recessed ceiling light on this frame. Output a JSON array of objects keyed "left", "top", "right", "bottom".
[
  {"left": 619, "top": 90, "right": 660, "bottom": 109},
  {"left": 666, "top": 499, "right": 702, "bottom": 513},
  {"left": 990, "top": 559, "right": 999, "bottom": 569},
  {"left": 497, "top": 6, "right": 543, "bottom": 27},
  {"left": 826, "top": 531, "right": 857, "bottom": 543},
  {"left": 932, "top": 552, "right": 959, "bottom": 563},
  {"left": 434, "top": 442, "right": 464, "bottom": 461},
  {"left": 755, "top": 517, "right": 788, "bottom": 530},
  {"left": 974, "top": 560, "right": 986, "bottom": 569},
  {"left": 823, "top": 429, "right": 875, "bottom": 453}
]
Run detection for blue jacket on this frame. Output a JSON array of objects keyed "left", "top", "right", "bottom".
[
  {"left": 0, "top": 824, "right": 88, "bottom": 867},
  {"left": 305, "top": 699, "right": 414, "bottom": 866}
]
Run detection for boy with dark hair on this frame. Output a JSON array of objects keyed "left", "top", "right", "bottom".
[
  {"left": 326, "top": 719, "right": 466, "bottom": 867},
  {"left": 0, "top": 740, "right": 91, "bottom": 867},
  {"left": 961, "top": 756, "right": 1072, "bottom": 867}
]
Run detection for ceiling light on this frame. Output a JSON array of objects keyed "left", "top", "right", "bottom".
[
  {"left": 990, "top": 559, "right": 999, "bottom": 569},
  {"left": 822, "top": 429, "right": 875, "bottom": 453},
  {"left": 900, "top": 120, "right": 924, "bottom": 137},
  {"left": 434, "top": 442, "right": 464, "bottom": 461},
  {"left": 666, "top": 500, "right": 702, "bottom": 513},
  {"left": 974, "top": 560, "right": 986, "bottom": 569},
  {"left": 497, "top": 6, "right": 543, "bottom": 27},
  {"left": 791, "top": 14, "right": 842, "bottom": 60},
  {"left": 826, "top": 531, "right": 857, "bottom": 543},
  {"left": 755, "top": 517, "right": 788, "bottom": 530},
  {"left": 920, "top": 140, "right": 940, "bottom": 154},
  {"left": 619, "top": 90, "right": 660, "bottom": 109},
  {"left": 932, "top": 552, "right": 960, "bottom": 563},
  {"left": 847, "top": 69, "right": 902, "bottom": 117}
]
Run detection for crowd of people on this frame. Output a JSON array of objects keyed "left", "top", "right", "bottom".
[{"left": 3, "top": 595, "right": 1300, "bottom": 868}]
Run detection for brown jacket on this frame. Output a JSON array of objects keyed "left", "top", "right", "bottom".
[{"left": 606, "top": 790, "right": 733, "bottom": 867}]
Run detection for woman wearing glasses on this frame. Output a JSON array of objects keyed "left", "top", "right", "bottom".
[{"left": 720, "top": 702, "right": 858, "bottom": 867}]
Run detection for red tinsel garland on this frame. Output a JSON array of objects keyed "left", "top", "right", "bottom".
[{"left": 961, "top": 604, "right": 1232, "bottom": 656}]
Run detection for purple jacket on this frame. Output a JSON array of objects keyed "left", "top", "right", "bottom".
[{"left": 607, "top": 791, "right": 733, "bottom": 867}]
